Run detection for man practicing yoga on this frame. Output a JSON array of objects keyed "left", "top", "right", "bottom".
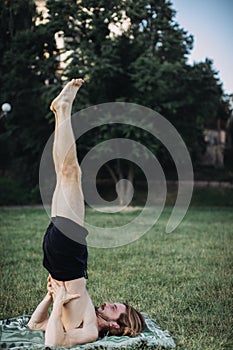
[{"left": 27, "top": 79, "right": 145, "bottom": 347}]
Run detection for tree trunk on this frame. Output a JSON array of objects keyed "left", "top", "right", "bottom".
[{"left": 105, "top": 161, "right": 134, "bottom": 206}]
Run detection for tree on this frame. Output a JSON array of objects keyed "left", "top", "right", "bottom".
[
  {"left": 43, "top": 0, "right": 231, "bottom": 204},
  {"left": 224, "top": 109, "right": 233, "bottom": 172},
  {"left": 0, "top": 0, "right": 59, "bottom": 201},
  {"left": 125, "top": 0, "right": 193, "bottom": 61},
  {"left": 0, "top": 0, "right": 231, "bottom": 205},
  {"left": 0, "top": 0, "right": 36, "bottom": 176},
  {"left": 131, "top": 56, "right": 228, "bottom": 163}
]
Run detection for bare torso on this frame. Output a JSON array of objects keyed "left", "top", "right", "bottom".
[{"left": 52, "top": 277, "right": 97, "bottom": 332}]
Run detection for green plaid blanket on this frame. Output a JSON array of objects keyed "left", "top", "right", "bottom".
[{"left": 0, "top": 314, "right": 176, "bottom": 349}]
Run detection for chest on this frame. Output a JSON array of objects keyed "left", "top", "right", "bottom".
[{"left": 61, "top": 294, "right": 88, "bottom": 331}]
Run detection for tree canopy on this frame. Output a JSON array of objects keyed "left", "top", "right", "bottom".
[{"left": 0, "top": 0, "right": 231, "bottom": 204}]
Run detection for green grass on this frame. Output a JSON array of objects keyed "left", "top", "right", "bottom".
[{"left": 0, "top": 207, "right": 232, "bottom": 349}]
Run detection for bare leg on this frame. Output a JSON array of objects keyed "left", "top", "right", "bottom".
[{"left": 50, "top": 79, "right": 85, "bottom": 226}]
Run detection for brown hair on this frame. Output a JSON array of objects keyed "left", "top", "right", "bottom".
[{"left": 109, "top": 303, "right": 145, "bottom": 337}]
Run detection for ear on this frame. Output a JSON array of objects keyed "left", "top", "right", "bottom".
[{"left": 109, "top": 321, "right": 120, "bottom": 329}]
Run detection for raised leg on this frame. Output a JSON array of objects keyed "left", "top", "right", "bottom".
[{"left": 50, "top": 79, "right": 85, "bottom": 226}]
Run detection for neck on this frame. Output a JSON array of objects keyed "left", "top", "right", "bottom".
[
  {"left": 96, "top": 315, "right": 110, "bottom": 336},
  {"left": 95, "top": 310, "right": 110, "bottom": 331}
]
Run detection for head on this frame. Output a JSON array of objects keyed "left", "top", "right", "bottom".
[{"left": 95, "top": 302, "right": 145, "bottom": 337}]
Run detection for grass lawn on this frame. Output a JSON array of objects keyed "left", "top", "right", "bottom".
[{"left": 0, "top": 207, "right": 232, "bottom": 349}]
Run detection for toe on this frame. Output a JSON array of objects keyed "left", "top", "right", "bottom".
[{"left": 74, "top": 78, "right": 84, "bottom": 86}]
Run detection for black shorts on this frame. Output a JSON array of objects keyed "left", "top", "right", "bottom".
[{"left": 42, "top": 216, "right": 88, "bottom": 281}]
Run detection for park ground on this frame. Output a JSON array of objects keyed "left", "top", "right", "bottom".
[{"left": 0, "top": 204, "right": 232, "bottom": 350}]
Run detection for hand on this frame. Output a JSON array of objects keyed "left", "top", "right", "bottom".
[
  {"left": 47, "top": 275, "right": 53, "bottom": 297},
  {"left": 50, "top": 279, "right": 80, "bottom": 305}
]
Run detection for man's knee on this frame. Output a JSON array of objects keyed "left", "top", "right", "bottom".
[{"left": 61, "top": 163, "right": 80, "bottom": 180}]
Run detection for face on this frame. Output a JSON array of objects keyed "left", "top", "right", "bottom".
[{"left": 95, "top": 302, "right": 126, "bottom": 322}]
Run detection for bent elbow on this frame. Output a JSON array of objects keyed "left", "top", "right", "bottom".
[
  {"left": 87, "top": 330, "right": 99, "bottom": 344},
  {"left": 45, "top": 340, "right": 62, "bottom": 348},
  {"left": 27, "top": 322, "right": 35, "bottom": 330},
  {"left": 28, "top": 320, "right": 47, "bottom": 332},
  {"left": 45, "top": 337, "right": 65, "bottom": 348}
]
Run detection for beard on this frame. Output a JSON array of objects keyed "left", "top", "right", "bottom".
[
  {"left": 95, "top": 305, "right": 112, "bottom": 324},
  {"left": 95, "top": 306, "right": 110, "bottom": 338},
  {"left": 95, "top": 305, "right": 106, "bottom": 318}
]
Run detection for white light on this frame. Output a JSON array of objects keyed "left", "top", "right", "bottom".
[
  {"left": 2, "top": 103, "right": 11, "bottom": 113},
  {"left": 54, "top": 31, "right": 65, "bottom": 50}
]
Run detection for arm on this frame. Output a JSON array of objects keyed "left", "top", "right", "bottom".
[
  {"left": 45, "top": 281, "right": 98, "bottom": 347},
  {"left": 44, "top": 298, "right": 64, "bottom": 345},
  {"left": 45, "top": 299, "right": 98, "bottom": 347},
  {"left": 28, "top": 292, "right": 52, "bottom": 331}
]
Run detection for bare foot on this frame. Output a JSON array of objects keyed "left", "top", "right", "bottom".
[{"left": 50, "top": 78, "right": 84, "bottom": 113}]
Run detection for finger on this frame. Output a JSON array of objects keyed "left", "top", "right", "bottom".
[
  {"left": 47, "top": 275, "right": 52, "bottom": 284},
  {"left": 63, "top": 294, "right": 80, "bottom": 305},
  {"left": 51, "top": 280, "right": 59, "bottom": 290},
  {"left": 47, "top": 283, "right": 53, "bottom": 290},
  {"left": 51, "top": 278, "right": 61, "bottom": 287},
  {"left": 48, "top": 289, "right": 53, "bottom": 296},
  {"left": 51, "top": 278, "right": 58, "bottom": 285},
  {"left": 71, "top": 293, "right": 81, "bottom": 299}
]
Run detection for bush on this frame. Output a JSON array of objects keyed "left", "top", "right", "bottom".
[{"left": 0, "top": 177, "right": 41, "bottom": 205}]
